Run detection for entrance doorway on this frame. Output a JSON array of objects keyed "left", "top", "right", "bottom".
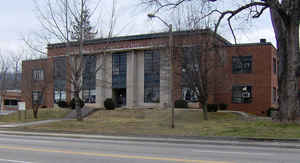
[{"left": 113, "top": 88, "right": 126, "bottom": 107}]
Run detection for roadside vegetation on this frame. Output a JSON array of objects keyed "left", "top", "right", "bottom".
[
  {"left": 15, "top": 109, "right": 300, "bottom": 139},
  {"left": 0, "top": 108, "right": 71, "bottom": 123}
]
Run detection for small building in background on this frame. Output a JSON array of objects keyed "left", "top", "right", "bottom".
[{"left": 0, "top": 90, "right": 22, "bottom": 111}]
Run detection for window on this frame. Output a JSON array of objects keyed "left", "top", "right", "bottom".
[
  {"left": 33, "top": 69, "right": 44, "bottom": 80},
  {"left": 112, "top": 53, "right": 127, "bottom": 88},
  {"left": 32, "top": 91, "right": 43, "bottom": 105},
  {"left": 54, "top": 57, "right": 66, "bottom": 103},
  {"left": 144, "top": 50, "right": 160, "bottom": 103},
  {"left": 54, "top": 89, "right": 66, "bottom": 103},
  {"left": 54, "top": 57, "right": 66, "bottom": 80},
  {"left": 232, "top": 56, "right": 252, "bottom": 74},
  {"left": 82, "top": 55, "right": 96, "bottom": 103},
  {"left": 4, "top": 99, "right": 18, "bottom": 107},
  {"left": 182, "top": 87, "right": 198, "bottom": 102},
  {"left": 272, "top": 87, "right": 277, "bottom": 104},
  {"left": 83, "top": 89, "right": 96, "bottom": 103},
  {"left": 273, "top": 58, "right": 277, "bottom": 74},
  {"left": 232, "top": 85, "right": 252, "bottom": 104}
]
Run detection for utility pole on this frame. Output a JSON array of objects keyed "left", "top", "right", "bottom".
[{"left": 148, "top": 14, "right": 175, "bottom": 128}]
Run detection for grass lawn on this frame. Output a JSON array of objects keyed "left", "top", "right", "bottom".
[
  {"left": 16, "top": 109, "right": 300, "bottom": 139},
  {"left": 0, "top": 108, "right": 71, "bottom": 123}
]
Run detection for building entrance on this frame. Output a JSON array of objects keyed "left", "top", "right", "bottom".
[{"left": 113, "top": 88, "right": 126, "bottom": 107}]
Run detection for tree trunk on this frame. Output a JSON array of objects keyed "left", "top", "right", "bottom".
[
  {"left": 74, "top": 91, "right": 83, "bottom": 121},
  {"left": 271, "top": 9, "right": 300, "bottom": 121},
  {"left": 33, "top": 107, "right": 38, "bottom": 119},
  {"left": 201, "top": 102, "right": 208, "bottom": 120},
  {"left": 279, "top": 24, "right": 299, "bottom": 121}
]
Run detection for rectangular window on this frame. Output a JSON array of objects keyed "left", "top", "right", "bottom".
[
  {"left": 182, "top": 87, "right": 198, "bottom": 102},
  {"left": 232, "top": 85, "right": 252, "bottom": 104},
  {"left": 273, "top": 58, "right": 277, "bottom": 74},
  {"left": 112, "top": 53, "right": 127, "bottom": 89},
  {"left": 32, "top": 91, "right": 43, "bottom": 105},
  {"left": 144, "top": 50, "right": 160, "bottom": 103},
  {"left": 54, "top": 89, "right": 66, "bottom": 103},
  {"left": 33, "top": 69, "right": 44, "bottom": 80},
  {"left": 272, "top": 87, "right": 277, "bottom": 104},
  {"left": 82, "top": 55, "right": 96, "bottom": 103},
  {"left": 83, "top": 89, "right": 96, "bottom": 103},
  {"left": 54, "top": 57, "right": 67, "bottom": 103},
  {"left": 232, "top": 56, "right": 252, "bottom": 74},
  {"left": 54, "top": 57, "right": 66, "bottom": 80},
  {"left": 4, "top": 99, "right": 18, "bottom": 107}
]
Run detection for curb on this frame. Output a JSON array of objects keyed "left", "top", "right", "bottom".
[{"left": 0, "top": 130, "right": 300, "bottom": 149}]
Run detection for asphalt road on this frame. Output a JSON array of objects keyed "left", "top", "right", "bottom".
[{"left": 0, "top": 134, "right": 299, "bottom": 163}]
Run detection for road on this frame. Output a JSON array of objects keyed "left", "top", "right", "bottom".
[{"left": 0, "top": 134, "right": 298, "bottom": 163}]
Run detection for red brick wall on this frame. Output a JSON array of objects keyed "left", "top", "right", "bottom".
[
  {"left": 22, "top": 59, "right": 54, "bottom": 109},
  {"left": 214, "top": 44, "right": 277, "bottom": 115}
]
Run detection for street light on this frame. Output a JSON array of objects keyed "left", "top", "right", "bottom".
[{"left": 148, "top": 13, "right": 174, "bottom": 128}]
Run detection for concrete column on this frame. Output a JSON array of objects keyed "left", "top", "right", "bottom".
[
  {"left": 96, "top": 53, "right": 112, "bottom": 107},
  {"left": 136, "top": 51, "right": 144, "bottom": 107},
  {"left": 96, "top": 54, "right": 104, "bottom": 107},
  {"left": 126, "top": 51, "right": 137, "bottom": 108}
]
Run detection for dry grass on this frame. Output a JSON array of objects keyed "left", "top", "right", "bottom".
[{"left": 17, "top": 109, "right": 300, "bottom": 139}]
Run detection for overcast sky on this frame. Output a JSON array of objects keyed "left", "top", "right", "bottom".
[{"left": 0, "top": 0, "right": 276, "bottom": 58}]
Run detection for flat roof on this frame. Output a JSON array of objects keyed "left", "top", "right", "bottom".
[{"left": 47, "top": 29, "right": 232, "bottom": 49}]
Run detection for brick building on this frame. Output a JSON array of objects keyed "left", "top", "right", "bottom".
[{"left": 22, "top": 29, "right": 278, "bottom": 115}]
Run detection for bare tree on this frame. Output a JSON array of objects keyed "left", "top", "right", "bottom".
[
  {"left": 142, "top": 0, "right": 300, "bottom": 122},
  {"left": 179, "top": 36, "right": 225, "bottom": 120},
  {"left": 10, "top": 52, "right": 23, "bottom": 89},
  {"left": 0, "top": 54, "right": 10, "bottom": 110},
  {"left": 26, "top": 0, "right": 118, "bottom": 121}
]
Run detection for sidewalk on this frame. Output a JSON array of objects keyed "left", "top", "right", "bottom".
[
  {"left": 0, "top": 130, "right": 300, "bottom": 149},
  {"left": 0, "top": 119, "right": 69, "bottom": 128}
]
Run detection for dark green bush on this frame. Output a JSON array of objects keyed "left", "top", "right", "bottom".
[
  {"left": 104, "top": 98, "right": 115, "bottom": 110},
  {"left": 57, "top": 101, "right": 69, "bottom": 108},
  {"left": 174, "top": 100, "right": 188, "bottom": 108},
  {"left": 267, "top": 107, "right": 277, "bottom": 117},
  {"left": 70, "top": 98, "right": 85, "bottom": 110},
  {"left": 207, "top": 104, "right": 218, "bottom": 112},
  {"left": 218, "top": 103, "right": 228, "bottom": 110}
]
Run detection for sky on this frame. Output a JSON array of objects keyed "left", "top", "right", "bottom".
[{"left": 0, "top": 0, "right": 276, "bottom": 58}]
